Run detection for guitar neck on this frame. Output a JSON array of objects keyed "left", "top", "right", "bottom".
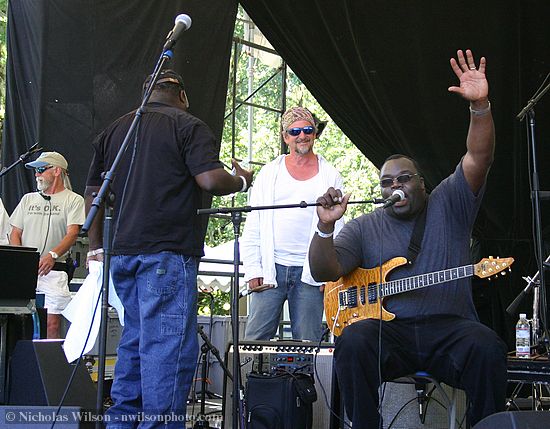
[{"left": 380, "top": 264, "right": 474, "bottom": 298}]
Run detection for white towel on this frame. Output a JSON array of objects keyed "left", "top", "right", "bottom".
[{"left": 62, "top": 261, "right": 124, "bottom": 363}]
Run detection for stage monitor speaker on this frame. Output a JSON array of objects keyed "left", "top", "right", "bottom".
[
  {"left": 473, "top": 410, "right": 550, "bottom": 428},
  {"left": 8, "top": 340, "right": 96, "bottom": 410},
  {"left": 0, "top": 406, "right": 91, "bottom": 428},
  {"left": 223, "top": 340, "right": 336, "bottom": 429}
]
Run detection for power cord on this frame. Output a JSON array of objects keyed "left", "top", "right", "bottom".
[{"left": 313, "top": 328, "right": 352, "bottom": 428}]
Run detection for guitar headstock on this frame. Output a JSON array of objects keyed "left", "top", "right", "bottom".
[{"left": 474, "top": 256, "right": 514, "bottom": 279}]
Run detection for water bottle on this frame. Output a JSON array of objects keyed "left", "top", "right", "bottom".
[{"left": 515, "top": 313, "right": 531, "bottom": 359}]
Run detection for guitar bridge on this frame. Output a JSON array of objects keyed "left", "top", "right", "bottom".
[{"left": 338, "top": 286, "right": 358, "bottom": 309}]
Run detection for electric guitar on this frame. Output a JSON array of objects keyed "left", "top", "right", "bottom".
[{"left": 324, "top": 256, "right": 514, "bottom": 336}]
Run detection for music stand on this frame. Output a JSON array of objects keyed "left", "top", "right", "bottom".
[
  {"left": 0, "top": 245, "right": 39, "bottom": 403},
  {"left": 0, "top": 245, "right": 39, "bottom": 308}
]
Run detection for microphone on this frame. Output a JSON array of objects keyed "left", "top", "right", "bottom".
[
  {"left": 415, "top": 382, "right": 427, "bottom": 420},
  {"left": 163, "top": 14, "right": 192, "bottom": 51},
  {"left": 383, "top": 189, "right": 405, "bottom": 208},
  {"left": 28, "top": 142, "right": 43, "bottom": 155},
  {"left": 39, "top": 192, "right": 51, "bottom": 201},
  {"left": 19, "top": 142, "right": 43, "bottom": 162}
]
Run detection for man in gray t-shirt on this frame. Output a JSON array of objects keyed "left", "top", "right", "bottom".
[
  {"left": 309, "top": 50, "right": 507, "bottom": 428},
  {"left": 10, "top": 151, "right": 84, "bottom": 338}
]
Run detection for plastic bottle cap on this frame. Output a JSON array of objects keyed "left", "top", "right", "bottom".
[{"left": 519, "top": 313, "right": 526, "bottom": 318}]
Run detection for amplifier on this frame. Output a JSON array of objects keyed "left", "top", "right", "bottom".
[
  {"left": 223, "top": 340, "right": 336, "bottom": 429},
  {"left": 241, "top": 341, "right": 325, "bottom": 375}
]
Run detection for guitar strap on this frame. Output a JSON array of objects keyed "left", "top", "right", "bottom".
[{"left": 407, "top": 196, "right": 429, "bottom": 265}]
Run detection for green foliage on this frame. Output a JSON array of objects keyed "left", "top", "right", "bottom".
[
  {"left": 205, "top": 7, "right": 380, "bottom": 247},
  {"left": 198, "top": 289, "right": 231, "bottom": 316}
]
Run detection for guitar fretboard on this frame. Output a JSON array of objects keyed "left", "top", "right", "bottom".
[{"left": 380, "top": 265, "right": 474, "bottom": 297}]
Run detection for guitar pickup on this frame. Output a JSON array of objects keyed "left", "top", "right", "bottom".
[
  {"left": 367, "top": 283, "right": 378, "bottom": 304},
  {"left": 338, "top": 286, "right": 358, "bottom": 309}
]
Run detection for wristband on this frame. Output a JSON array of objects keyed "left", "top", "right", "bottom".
[
  {"left": 316, "top": 229, "right": 334, "bottom": 239},
  {"left": 469, "top": 101, "right": 491, "bottom": 116},
  {"left": 238, "top": 175, "right": 248, "bottom": 192},
  {"left": 87, "top": 248, "right": 104, "bottom": 257}
]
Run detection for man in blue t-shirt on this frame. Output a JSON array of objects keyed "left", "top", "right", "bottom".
[{"left": 309, "top": 50, "right": 507, "bottom": 428}]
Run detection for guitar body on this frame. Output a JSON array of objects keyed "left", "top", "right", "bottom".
[
  {"left": 324, "top": 257, "right": 408, "bottom": 336},
  {"left": 324, "top": 255, "right": 513, "bottom": 336}
]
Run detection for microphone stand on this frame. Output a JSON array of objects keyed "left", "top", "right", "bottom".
[
  {"left": 514, "top": 76, "right": 550, "bottom": 353},
  {"left": 197, "top": 198, "right": 381, "bottom": 429},
  {"left": 194, "top": 325, "right": 233, "bottom": 429},
  {"left": 80, "top": 47, "right": 176, "bottom": 427},
  {"left": 506, "top": 254, "right": 550, "bottom": 316},
  {"left": 0, "top": 142, "right": 42, "bottom": 178},
  {"left": 506, "top": 254, "right": 550, "bottom": 353}
]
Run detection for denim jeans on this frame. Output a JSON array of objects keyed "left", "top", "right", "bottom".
[
  {"left": 244, "top": 264, "right": 324, "bottom": 341},
  {"left": 106, "top": 252, "right": 199, "bottom": 428},
  {"left": 334, "top": 315, "right": 508, "bottom": 428}
]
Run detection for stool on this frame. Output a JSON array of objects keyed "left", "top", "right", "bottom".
[{"left": 390, "top": 371, "right": 462, "bottom": 429}]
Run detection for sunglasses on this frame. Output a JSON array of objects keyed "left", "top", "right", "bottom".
[
  {"left": 286, "top": 126, "right": 315, "bottom": 136},
  {"left": 35, "top": 165, "right": 54, "bottom": 174},
  {"left": 380, "top": 173, "right": 419, "bottom": 188}
]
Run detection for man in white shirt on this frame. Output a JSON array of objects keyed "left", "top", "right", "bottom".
[
  {"left": 10, "top": 151, "right": 85, "bottom": 338},
  {"left": 241, "top": 107, "right": 345, "bottom": 341}
]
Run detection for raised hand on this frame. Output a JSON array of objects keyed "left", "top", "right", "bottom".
[{"left": 448, "top": 49, "right": 488, "bottom": 102}]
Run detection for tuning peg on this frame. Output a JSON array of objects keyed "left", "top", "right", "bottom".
[{"left": 501, "top": 271, "right": 506, "bottom": 276}]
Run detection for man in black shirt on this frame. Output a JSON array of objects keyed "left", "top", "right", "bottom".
[{"left": 85, "top": 69, "right": 253, "bottom": 427}]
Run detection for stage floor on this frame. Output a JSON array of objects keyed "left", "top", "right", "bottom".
[{"left": 186, "top": 396, "right": 223, "bottom": 428}]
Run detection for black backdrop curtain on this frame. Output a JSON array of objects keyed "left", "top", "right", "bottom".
[
  {"left": 240, "top": 0, "right": 550, "bottom": 343},
  {"left": 1, "top": 0, "right": 238, "bottom": 213}
]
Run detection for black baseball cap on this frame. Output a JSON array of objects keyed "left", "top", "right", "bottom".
[{"left": 143, "top": 69, "right": 185, "bottom": 92}]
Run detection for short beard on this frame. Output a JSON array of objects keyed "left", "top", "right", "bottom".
[
  {"left": 36, "top": 177, "right": 51, "bottom": 192},
  {"left": 295, "top": 140, "right": 312, "bottom": 155}
]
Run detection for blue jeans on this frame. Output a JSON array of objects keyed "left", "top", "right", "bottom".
[
  {"left": 106, "top": 252, "right": 199, "bottom": 429},
  {"left": 244, "top": 264, "right": 324, "bottom": 341}
]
